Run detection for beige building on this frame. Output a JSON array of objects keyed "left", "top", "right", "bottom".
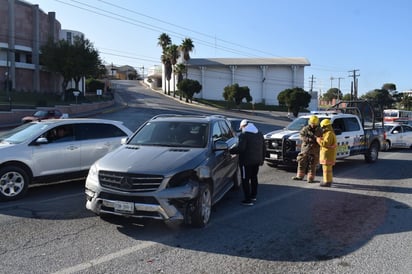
[{"left": 0, "top": 0, "right": 62, "bottom": 93}]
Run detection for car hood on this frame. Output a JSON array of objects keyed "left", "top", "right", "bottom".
[
  {"left": 264, "top": 129, "right": 299, "bottom": 139},
  {"left": 22, "top": 116, "right": 39, "bottom": 121},
  {"left": 96, "top": 145, "right": 207, "bottom": 175}
]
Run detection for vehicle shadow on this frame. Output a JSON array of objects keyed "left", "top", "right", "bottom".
[
  {"left": 1, "top": 172, "right": 412, "bottom": 263},
  {"left": 109, "top": 182, "right": 412, "bottom": 262}
]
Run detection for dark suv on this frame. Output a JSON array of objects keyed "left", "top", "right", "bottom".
[{"left": 85, "top": 114, "right": 240, "bottom": 227}]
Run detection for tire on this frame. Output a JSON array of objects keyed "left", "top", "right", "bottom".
[
  {"left": 232, "top": 165, "right": 242, "bottom": 190},
  {"left": 383, "top": 140, "right": 391, "bottom": 151},
  {"left": 190, "top": 183, "right": 212, "bottom": 228},
  {"left": 365, "top": 141, "right": 379, "bottom": 163},
  {"left": 266, "top": 161, "right": 278, "bottom": 168},
  {"left": 0, "top": 166, "right": 30, "bottom": 201}
]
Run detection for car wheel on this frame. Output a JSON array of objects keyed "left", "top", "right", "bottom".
[
  {"left": 232, "top": 165, "right": 242, "bottom": 190},
  {"left": 266, "top": 162, "right": 278, "bottom": 168},
  {"left": 365, "top": 141, "right": 379, "bottom": 163},
  {"left": 0, "top": 166, "right": 30, "bottom": 201},
  {"left": 190, "top": 183, "right": 212, "bottom": 228}
]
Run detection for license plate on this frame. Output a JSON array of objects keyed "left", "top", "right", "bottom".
[
  {"left": 270, "top": 153, "right": 278, "bottom": 159},
  {"left": 114, "top": 201, "right": 134, "bottom": 213}
]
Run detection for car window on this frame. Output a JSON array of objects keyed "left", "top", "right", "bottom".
[
  {"left": 46, "top": 125, "right": 75, "bottom": 143},
  {"left": 332, "top": 118, "right": 345, "bottom": 132},
  {"left": 403, "top": 126, "right": 412, "bottom": 132},
  {"left": 0, "top": 123, "right": 50, "bottom": 144},
  {"left": 344, "top": 117, "right": 361, "bottom": 131},
  {"left": 393, "top": 126, "right": 402, "bottom": 133},
  {"left": 218, "top": 120, "right": 234, "bottom": 141},
  {"left": 128, "top": 121, "right": 208, "bottom": 148},
  {"left": 74, "top": 123, "right": 128, "bottom": 140},
  {"left": 212, "top": 121, "right": 223, "bottom": 141},
  {"left": 287, "top": 117, "right": 308, "bottom": 131}
]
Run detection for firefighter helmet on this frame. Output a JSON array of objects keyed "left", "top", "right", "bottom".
[
  {"left": 320, "top": 119, "right": 332, "bottom": 127},
  {"left": 308, "top": 115, "right": 319, "bottom": 125}
]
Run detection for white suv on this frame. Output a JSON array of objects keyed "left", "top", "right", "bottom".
[{"left": 0, "top": 118, "right": 132, "bottom": 201}]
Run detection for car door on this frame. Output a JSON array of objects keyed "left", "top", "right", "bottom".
[
  {"left": 31, "top": 124, "right": 81, "bottom": 176},
  {"left": 402, "top": 125, "right": 412, "bottom": 148},
  {"left": 74, "top": 123, "right": 129, "bottom": 171},
  {"left": 332, "top": 117, "right": 364, "bottom": 158},
  {"left": 390, "top": 125, "right": 403, "bottom": 148}
]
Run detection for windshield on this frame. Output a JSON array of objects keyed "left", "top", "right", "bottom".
[
  {"left": 128, "top": 121, "right": 209, "bottom": 148},
  {"left": 286, "top": 117, "right": 309, "bottom": 131},
  {"left": 0, "top": 123, "right": 51, "bottom": 144},
  {"left": 33, "top": 110, "right": 48, "bottom": 118}
]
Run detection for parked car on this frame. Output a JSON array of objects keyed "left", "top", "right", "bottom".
[
  {"left": 85, "top": 114, "right": 240, "bottom": 227},
  {"left": 21, "top": 109, "right": 67, "bottom": 123},
  {"left": 265, "top": 100, "right": 385, "bottom": 167},
  {"left": 0, "top": 118, "right": 132, "bottom": 201},
  {"left": 382, "top": 123, "right": 412, "bottom": 151}
]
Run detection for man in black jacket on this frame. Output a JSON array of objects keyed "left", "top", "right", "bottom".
[{"left": 235, "top": 119, "right": 266, "bottom": 206}]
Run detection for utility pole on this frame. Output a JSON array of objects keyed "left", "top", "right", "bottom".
[
  {"left": 308, "top": 75, "right": 315, "bottom": 92},
  {"left": 348, "top": 69, "right": 360, "bottom": 99},
  {"left": 336, "top": 77, "right": 344, "bottom": 100}
]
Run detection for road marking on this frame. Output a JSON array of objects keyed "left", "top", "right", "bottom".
[
  {"left": 51, "top": 188, "right": 305, "bottom": 273},
  {"left": 52, "top": 241, "right": 157, "bottom": 274}
]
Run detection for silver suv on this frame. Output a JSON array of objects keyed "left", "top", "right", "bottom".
[
  {"left": 0, "top": 118, "right": 132, "bottom": 201},
  {"left": 85, "top": 114, "right": 240, "bottom": 227}
]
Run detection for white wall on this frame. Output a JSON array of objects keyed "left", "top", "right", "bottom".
[{"left": 168, "top": 62, "right": 307, "bottom": 106}]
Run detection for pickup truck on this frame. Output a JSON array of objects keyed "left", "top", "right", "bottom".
[{"left": 264, "top": 100, "right": 385, "bottom": 167}]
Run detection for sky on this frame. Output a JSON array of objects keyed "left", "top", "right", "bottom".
[{"left": 30, "top": 0, "right": 412, "bottom": 96}]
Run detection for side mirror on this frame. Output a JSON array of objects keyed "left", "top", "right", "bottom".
[
  {"left": 213, "top": 140, "right": 229, "bottom": 151},
  {"left": 35, "top": 137, "right": 48, "bottom": 144},
  {"left": 393, "top": 130, "right": 399, "bottom": 134}
]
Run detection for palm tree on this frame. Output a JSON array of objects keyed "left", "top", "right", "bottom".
[
  {"left": 167, "top": 44, "right": 180, "bottom": 97},
  {"left": 162, "top": 53, "right": 172, "bottom": 95},
  {"left": 180, "top": 38, "right": 194, "bottom": 78},
  {"left": 174, "top": 63, "right": 186, "bottom": 100},
  {"left": 157, "top": 33, "right": 171, "bottom": 94}
]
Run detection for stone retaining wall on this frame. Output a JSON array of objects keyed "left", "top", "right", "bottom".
[{"left": 0, "top": 100, "right": 115, "bottom": 126}]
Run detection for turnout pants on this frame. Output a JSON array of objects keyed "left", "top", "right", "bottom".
[{"left": 296, "top": 153, "right": 318, "bottom": 181}]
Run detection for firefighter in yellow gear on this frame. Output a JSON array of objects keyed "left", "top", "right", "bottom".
[
  {"left": 316, "top": 119, "right": 337, "bottom": 187},
  {"left": 292, "top": 115, "right": 322, "bottom": 183}
]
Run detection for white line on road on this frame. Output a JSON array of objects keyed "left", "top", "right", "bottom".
[{"left": 52, "top": 188, "right": 306, "bottom": 273}]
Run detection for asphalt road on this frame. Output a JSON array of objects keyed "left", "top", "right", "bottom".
[{"left": 1, "top": 81, "right": 411, "bottom": 274}]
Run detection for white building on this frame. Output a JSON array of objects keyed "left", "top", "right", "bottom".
[
  {"left": 170, "top": 57, "right": 312, "bottom": 106},
  {"left": 60, "top": 29, "right": 86, "bottom": 93}
]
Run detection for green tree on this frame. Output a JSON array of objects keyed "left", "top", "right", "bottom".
[
  {"left": 41, "top": 39, "right": 74, "bottom": 97},
  {"left": 180, "top": 38, "right": 194, "bottom": 78},
  {"left": 277, "top": 87, "right": 311, "bottom": 117},
  {"left": 400, "top": 93, "right": 412, "bottom": 110},
  {"left": 342, "top": 93, "right": 352, "bottom": 100},
  {"left": 157, "top": 33, "right": 171, "bottom": 94},
  {"left": 41, "top": 37, "right": 102, "bottom": 100},
  {"left": 177, "top": 79, "right": 202, "bottom": 103},
  {"left": 360, "top": 89, "right": 394, "bottom": 109},
  {"left": 322, "top": 88, "right": 342, "bottom": 101},
  {"left": 70, "top": 37, "right": 102, "bottom": 89},
  {"left": 223, "top": 83, "right": 252, "bottom": 108},
  {"left": 382, "top": 83, "right": 396, "bottom": 92},
  {"left": 167, "top": 44, "right": 180, "bottom": 97},
  {"left": 174, "top": 63, "right": 186, "bottom": 100}
]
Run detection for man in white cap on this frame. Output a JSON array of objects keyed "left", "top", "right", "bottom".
[{"left": 233, "top": 119, "right": 266, "bottom": 206}]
